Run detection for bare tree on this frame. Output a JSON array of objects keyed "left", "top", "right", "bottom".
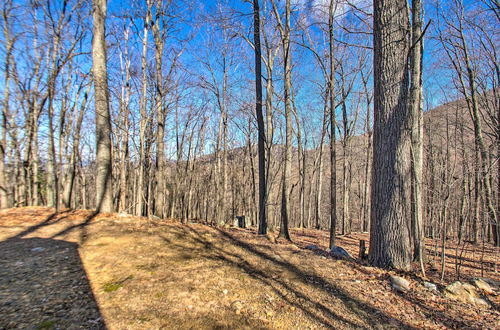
[
  {"left": 0, "top": 0, "right": 14, "bottom": 208},
  {"left": 271, "top": 0, "right": 292, "bottom": 240},
  {"left": 92, "top": 0, "right": 113, "bottom": 212},
  {"left": 252, "top": 0, "right": 268, "bottom": 235},
  {"left": 152, "top": 0, "right": 167, "bottom": 218},
  {"left": 409, "top": 0, "right": 425, "bottom": 265},
  {"left": 135, "top": 0, "right": 152, "bottom": 217},
  {"left": 438, "top": 0, "right": 498, "bottom": 246},
  {"left": 328, "top": 0, "right": 337, "bottom": 248}
]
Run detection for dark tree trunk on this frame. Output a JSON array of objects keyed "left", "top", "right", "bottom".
[
  {"left": 328, "top": 0, "right": 337, "bottom": 249},
  {"left": 253, "top": 0, "right": 267, "bottom": 235},
  {"left": 369, "top": 0, "right": 412, "bottom": 270}
]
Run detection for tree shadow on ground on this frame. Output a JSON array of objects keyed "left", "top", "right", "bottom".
[
  {"left": 0, "top": 237, "right": 106, "bottom": 329},
  {"left": 160, "top": 225, "right": 416, "bottom": 329},
  {"left": 49, "top": 211, "right": 98, "bottom": 245},
  {"left": 9, "top": 210, "right": 72, "bottom": 240},
  {"left": 6, "top": 209, "right": 99, "bottom": 246}
]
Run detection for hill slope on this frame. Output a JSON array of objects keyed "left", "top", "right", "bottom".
[{"left": 0, "top": 208, "right": 498, "bottom": 329}]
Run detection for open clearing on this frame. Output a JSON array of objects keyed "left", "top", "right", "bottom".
[{"left": 0, "top": 207, "right": 498, "bottom": 329}]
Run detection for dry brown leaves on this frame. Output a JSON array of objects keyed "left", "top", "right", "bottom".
[{"left": 0, "top": 207, "right": 498, "bottom": 329}]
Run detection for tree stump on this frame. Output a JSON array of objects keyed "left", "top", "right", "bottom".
[
  {"left": 359, "top": 240, "right": 367, "bottom": 260},
  {"left": 236, "top": 216, "right": 246, "bottom": 228}
]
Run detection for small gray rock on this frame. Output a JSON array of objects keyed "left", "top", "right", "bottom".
[
  {"left": 424, "top": 281, "right": 438, "bottom": 292},
  {"left": 390, "top": 275, "right": 410, "bottom": 292},
  {"left": 328, "top": 246, "right": 353, "bottom": 260},
  {"left": 31, "top": 247, "right": 45, "bottom": 252}
]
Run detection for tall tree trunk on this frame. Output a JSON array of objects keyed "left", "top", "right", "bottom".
[
  {"left": 316, "top": 101, "right": 327, "bottom": 229},
  {"left": 92, "top": 0, "right": 113, "bottom": 213},
  {"left": 369, "top": 0, "right": 412, "bottom": 270},
  {"left": 328, "top": 0, "right": 337, "bottom": 249},
  {"left": 253, "top": 0, "right": 268, "bottom": 235},
  {"left": 341, "top": 99, "right": 351, "bottom": 235},
  {"left": 0, "top": 3, "right": 12, "bottom": 208},
  {"left": 221, "top": 87, "right": 228, "bottom": 225},
  {"left": 46, "top": 36, "right": 62, "bottom": 211},
  {"left": 361, "top": 73, "right": 372, "bottom": 233},
  {"left": 47, "top": 87, "right": 59, "bottom": 211},
  {"left": 264, "top": 50, "right": 275, "bottom": 226},
  {"left": 153, "top": 5, "right": 166, "bottom": 218},
  {"left": 462, "top": 37, "right": 498, "bottom": 246},
  {"left": 136, "top": 0, "right": 151, "bottom": 217},
  {"left": 278, "top": 0, "right": 292, "bottom": 240},
  {"left": 63, "top": 86, "right": 89, "bottom": 208},
  {"left": 32, "top": 122, "right": 40, "bottom": 206},
  {"left": 409, "top": 0, "right": 425, "bottom": 262},
  {"left": 118, "top": 27, "right": 131, "bottom": 212}
]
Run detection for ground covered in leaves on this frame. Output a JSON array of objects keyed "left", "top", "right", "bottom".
[{"left": 0, "top": 207, "right": 498, "bottom": 329}]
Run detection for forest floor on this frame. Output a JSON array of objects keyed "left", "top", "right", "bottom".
[{"left": 0, "top": 207, "right": 499, "bottom": 329}]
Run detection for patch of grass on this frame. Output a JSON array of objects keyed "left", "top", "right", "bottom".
[
  {"left": 103, "top": 275, "right": 134, "bottom": 292},
  {"left": 37, "top": 320, "right": 56, "bottom": 329},
  {"left": 103, "top": 282, "right": 123, "bottom": 292}
]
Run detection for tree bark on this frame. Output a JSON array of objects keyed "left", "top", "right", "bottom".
[
  {"left": 63, "top": 85, "right": 90, "bottom": 208},
  {"left": 136, "top": 0, "right": 151, "bottom": 217},
  {"left": 92, "top": 0, "right": 113, "bottom": 213},
  {"left": 118, "top": 27, "right": 131, "bottom": 213},
  {"left": 0, "top": 2, "right": 13, "bottom": 208},
  {"left": 152, "top": 4, "right": 166, "bottom": 218},
  {"left": 253, "top": 0, "right": 268, "bottom": 235},
  {"left": 409, "top": 0, "right": 425, "bottom": 262},
  {"left": 328, "top": 0, "right": 337, "bottom": 249},
  {"left": 369, "top": 0, "right": 412, "bottom": 270},
  {"left": 278, "top": 0, "right": 292, "bottom": 240}
]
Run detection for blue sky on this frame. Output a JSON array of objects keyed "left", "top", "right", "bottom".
[{"left": 0, "top": 0, "right": 497, "bottom": 160}]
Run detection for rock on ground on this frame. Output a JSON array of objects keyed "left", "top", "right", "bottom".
[
  {"left": 328, "top": 246, "right": 353, "bottom": 260},
  {"left": 423, "top": 281, "right": 438, "bottom": 293},
  {"left": 472, "top": 279, "right": 495, "bottom": 295},
  {"left": 390, "top": 276, "right": 410, "bottom": 292},
  {"left": 444, "top": 281, "right": 490, "bottom": 308}
]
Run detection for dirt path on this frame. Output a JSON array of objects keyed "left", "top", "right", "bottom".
[{"left": 0, "top": 207, "right": 498, "bottom": 329}]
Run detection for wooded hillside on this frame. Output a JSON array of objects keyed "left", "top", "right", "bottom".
[{"left": 0, "top": 0, "right": 499, "bottom": 327}]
